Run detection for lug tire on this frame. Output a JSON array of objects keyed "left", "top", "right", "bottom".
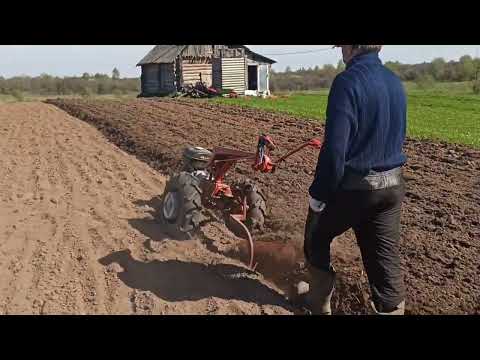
[{"left": 159, "top": 172, "right": 203, "bottom": 239}]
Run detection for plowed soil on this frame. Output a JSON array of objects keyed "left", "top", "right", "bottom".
[
  {"left": 0, "top": 102, "right": 293, "bottom": 315},
  {"left": 43, "top": 98, "right": 480, "bottom": 315}
]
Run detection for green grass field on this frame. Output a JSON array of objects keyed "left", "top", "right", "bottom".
[
  {"left": 2, "top": 85, "right": 478, "bottom": 148},
  {"left": 213, "top": 84, "right": 480, "bottom": 148}
]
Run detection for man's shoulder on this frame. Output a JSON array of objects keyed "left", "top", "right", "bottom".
[
  {"left": 337, "top": 62, "right": 402, "bottom": 88},
  {"left": 332, "top": 71, "right": 356, "bottom": 89},
  {"left": 334, "top": 61, "right": 372, "bottom": 84}
]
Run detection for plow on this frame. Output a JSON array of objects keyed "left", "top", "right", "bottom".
[{"left": 159, "top": 134, "right": 322, "bottom": 269}]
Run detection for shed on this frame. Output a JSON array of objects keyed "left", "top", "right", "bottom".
[{"left": 137, "top": 45, "right": 276, "bottom": 97}]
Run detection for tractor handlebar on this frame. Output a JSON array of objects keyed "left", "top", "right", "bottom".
[{"left": 252, "top": 134, "right": 322, "bottom": 173}]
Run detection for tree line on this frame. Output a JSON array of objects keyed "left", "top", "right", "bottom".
[
  {"left": 0, "top": 68, "right": 140, "bottom": 100},
  {"left": 270, "top": 55, "right": 480, "bottom": 92},
  {"left": 2, "top": 56, "right": 480, "bottom": 99}
]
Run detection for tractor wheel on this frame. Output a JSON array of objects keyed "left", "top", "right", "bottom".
[
  {"left": 159, "top": 172, "right": 203, "bottom": 239},
  {"left": 243, "top": 182, "right": 267, "bottom": 232}
]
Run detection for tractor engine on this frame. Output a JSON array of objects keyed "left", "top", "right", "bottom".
[{"left": 182, "top": 146, "right": 213, "bottom": 180}]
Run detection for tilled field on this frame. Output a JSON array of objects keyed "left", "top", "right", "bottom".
[
  {"left": 47, "top": 97, "right": 480, "bottom": 315},
  {"left": 0, "top": 102, "right": 292, "bottom": 315}
]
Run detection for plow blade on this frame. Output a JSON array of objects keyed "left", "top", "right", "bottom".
[
  {"left": 226, "top": 215, "right": 300, "bottom": 276},
  {"left": 226, "top": 214, "right": 256, "bottom": 269}
]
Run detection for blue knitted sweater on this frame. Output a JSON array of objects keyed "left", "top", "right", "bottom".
[{"left": 309, "top": 52, "right": 407, "bottom": 202}]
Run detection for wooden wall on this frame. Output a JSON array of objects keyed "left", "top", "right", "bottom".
[
  {"left": 219, "top": 57, "right": 246, "bottom": 95},
  {"left": 181, "top": 60, "right": 212, "bottom": 86},
  {"left": 140, "top": 63, "right": 175, "bottom": 96}
]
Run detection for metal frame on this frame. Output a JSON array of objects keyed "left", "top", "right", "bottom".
[{"left": 199, "top": 135, "right": 322, "bottom": 269}]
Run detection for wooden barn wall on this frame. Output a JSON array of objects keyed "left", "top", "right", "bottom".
[
  {"left": 182, "top": 45, "right": 214, "bottom": 58},
  {"left": 175, "top": 59, "right": 182, "bottom": 90},
  {"left": 160, "top": 63, "right": 175, "bottom": 92},
  {"left": 213, "top": 46, "right": 245, "bottom": 58},
  {"left": 141, "top": 64, "right": 161, "bottom": 94},
  {"left": 212, "top": 58, "right": 222, "bottom": 90},
  {"left": 181, "top": 60, "right": 212, "bottom": 86},
  {"left": 141, "top": 64, "right": 175, "bottom": 95},
  {"left": 220, "top": 57, "right": 246, "bottom": 94}
]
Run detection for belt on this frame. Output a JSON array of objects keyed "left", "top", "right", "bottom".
[{"left": 341, "top": 167, "right": 404, "bottom": 191}]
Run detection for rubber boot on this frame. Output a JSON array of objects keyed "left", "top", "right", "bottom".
[
  {"left": 371, "top": 300, "right": 405, "bottom": 315},
  {"left": 291, "top": 265, "right": 336, "bottom": 315}
]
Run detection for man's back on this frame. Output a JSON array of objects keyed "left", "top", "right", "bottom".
[
  {"left": 340, "top": 51, "right": 407, "bottom": 174},
  {"left": 310, "top": 51, "right": 407, "bottom": 202}
]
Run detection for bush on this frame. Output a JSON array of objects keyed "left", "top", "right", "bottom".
[
  {"left": 415, "top": 75, "right": 435, "bottom": 90},
  {"left": 10, "top": 89, "right": 24, "bottom": 101},
  {"left": 112, "top": 88, "right": 123, "bottom": 97},
  {"left": 473, "top": 80, "right": 480, "bottom": 94},
  {"left": 79, "top": 86, "right": 92, "bottom": 98}
]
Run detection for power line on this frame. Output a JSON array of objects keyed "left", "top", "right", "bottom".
[{"left": 262, "top": 47, "right": 334, "bottom": 56}]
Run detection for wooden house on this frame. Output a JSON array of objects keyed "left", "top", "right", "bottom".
[{"left": 137, "top": 45, "right": 276, "bottom": 97}]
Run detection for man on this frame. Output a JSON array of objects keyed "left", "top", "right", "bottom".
[{"left": 299, "top": 45, "right": 407, "bottom": 315}]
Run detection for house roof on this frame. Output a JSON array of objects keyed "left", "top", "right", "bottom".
[
  {"left": 241, "top": 46, "right": 276, "bottom": 64},
  {"left": 137, "top": 45, "right": 186, "bottom": 66},
  {"left": 137, "top": 45, "right": 276, "bottom": 66}
]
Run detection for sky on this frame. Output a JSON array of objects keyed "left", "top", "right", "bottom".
[{"left": 0, "top": 45, "right": 479, "bottom": 78}]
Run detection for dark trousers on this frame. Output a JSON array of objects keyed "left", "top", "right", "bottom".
[{"left": 304, "top": 183, "right": 406, "bottom": 312}]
